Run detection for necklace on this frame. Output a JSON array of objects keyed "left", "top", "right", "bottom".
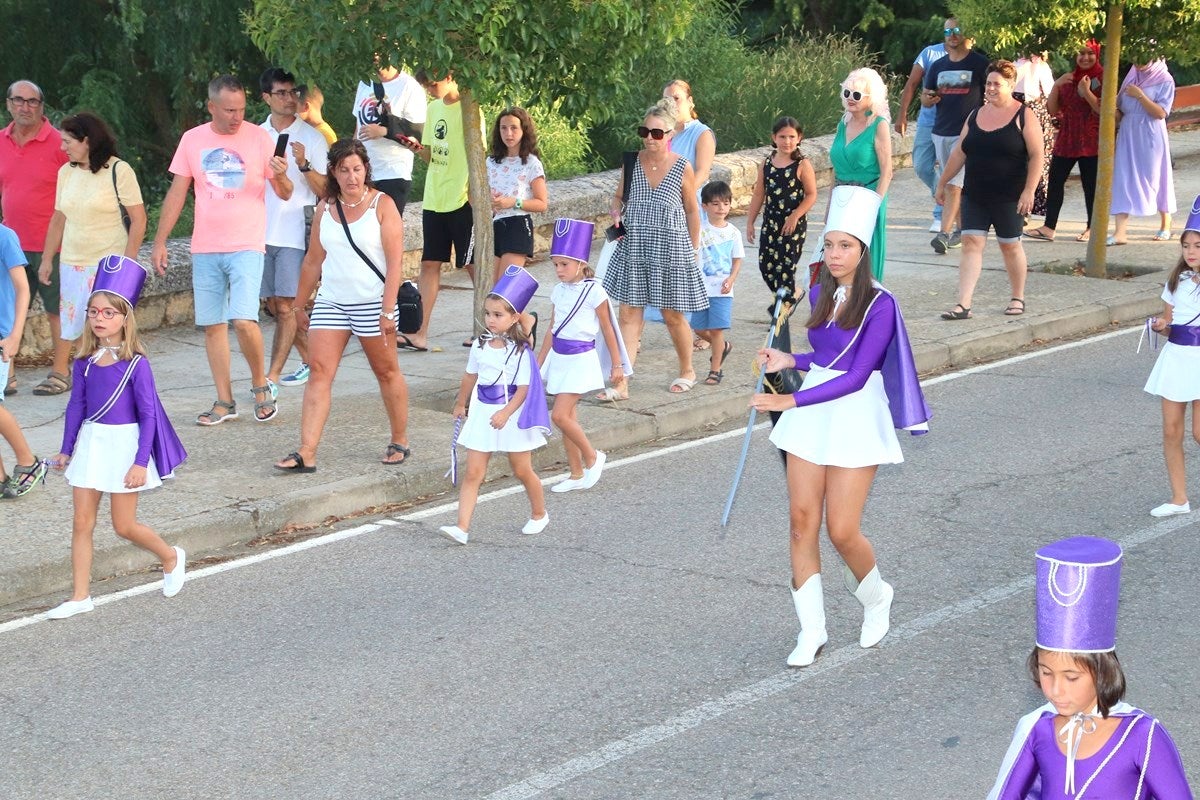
[
  {"left": 643, "top": 153, "right": 668, "bottom": 173},
  {"left": 341, "top": 189, "right": 370, "bottom": 208}
]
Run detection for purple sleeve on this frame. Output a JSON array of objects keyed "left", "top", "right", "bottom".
[
  {"left": 1141, "top": 720, "right": 1195, "bottom": 799},
  {"left": 993, "top": 732, "right": 1039, "bottom": 799},
  {"left": 790, "top": 294, "right": 896, "bottom": 408},
  {"left": 790, "top": 288, "right": 818, "bottom": 372},
  {"left": 130, "top": 359, "right": 158, "bottom": 467},
  {"left": 59, "top": 360, "right": 89, "bottom": 456}
]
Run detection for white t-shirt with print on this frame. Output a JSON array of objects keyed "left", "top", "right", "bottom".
[
  {"left": 487, "top": 155, "right": 545, "bottom": 220},
  {"left": 699, "top": 221, "right": 744, "bottom": 297},
  {"left": 352, "top": 74, "right": 427, "bottom": 181}
]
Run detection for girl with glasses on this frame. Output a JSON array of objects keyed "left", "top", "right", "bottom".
[{"left": 45, "top": 256, "right": 189, "bottom": 619}]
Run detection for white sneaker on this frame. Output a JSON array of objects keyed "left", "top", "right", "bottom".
[
  {"left": 438, "top": 525, "right": 469, "bottom": 544},
  {"left": 46, "top": 597, "right": 94, "bottom": 619},
  {"left": 929, "top": 220, "right": 942, "bottom": 232},
  {"left": 551, "top": 477, "right": 586, "bottom": 493},
  {"left": 521, "top": 514, "right": 550, "bottom": 535},
  {"left": 163, "top": 546, "right": 186, "bottom": 597},
  {"left": 1151, "top": 501, "right": 1191, "bottom": 517},
  {"left": 580, "top": 451, "right": 607, "bottom": 489}
]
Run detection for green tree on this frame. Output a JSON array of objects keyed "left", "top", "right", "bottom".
[
  {"left": 953, "top": 0, "right": 1200, "bottom": 276},
  {"left": 247, "top": 0, "right": 700, "bottom": 325}
]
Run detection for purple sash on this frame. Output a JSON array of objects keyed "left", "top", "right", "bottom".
[
  {"left": 552, "top": 337, "right": 596, "bottom": 355},
  {"left": 1168, "top": 324, "right": 1200, "bottom": 346},
  {"left": 476, "top": 384, "right": 520, "bottom": 404}
]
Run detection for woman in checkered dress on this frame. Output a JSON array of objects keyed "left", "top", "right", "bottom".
[{"left": 602, "top": 98, "right": 707, "bottom": 397}]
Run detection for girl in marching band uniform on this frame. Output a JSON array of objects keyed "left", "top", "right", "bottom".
[
  {"left": 440, "top": 266, "right": 551, "bottom": 544},
  {"left": 46, "top": 255, "right": 188, "bottom": 619},
  {"left": 538, "top": 219, "right": 630, "bottom": 493}
]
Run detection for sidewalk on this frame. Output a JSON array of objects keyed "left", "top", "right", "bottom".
[{"left": 4, "top": 130, "right": 1198, "bottom": 609}]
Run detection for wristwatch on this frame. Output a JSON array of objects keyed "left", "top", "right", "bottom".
[
  {"left": 515, "top": 197, "right": 523, "bottom": 210},
  {"left": 298, "top": 160, "right": 312, "bottom": 173}
]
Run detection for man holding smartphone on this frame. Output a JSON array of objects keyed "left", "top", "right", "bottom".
[
  {"left": 260, "top": 67, "right": 328, "bottom": 389},
  {"left": 151, "top": 75, "right": 293, "bottom": 426},
  {"left": 353, "top": 58, "right": 426, "bottom": 213}
]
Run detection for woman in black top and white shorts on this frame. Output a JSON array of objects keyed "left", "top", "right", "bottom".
[{"left": 935, "top": 60, "right": 1044, "bottom": 320}]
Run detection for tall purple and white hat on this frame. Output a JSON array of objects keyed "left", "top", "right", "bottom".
[
  {"left": 551, "top": 218, "right": 595, "bottom": 263},
  {"left": 1035, "top": 536, "right": 1122, "bottom": 653},
  {"left": 1184, "top": 194, "right": 1200, "bottom": 235},
  {"left": 91, "top": 254, "right": 150, "bottom": 308},
  {"left": 490, "top": 264, "right": 539, "bottom": 314}
]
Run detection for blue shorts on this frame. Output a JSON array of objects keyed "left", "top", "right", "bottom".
[
  {"left": 690, "top": 295, "right": 732, "bottom": 331},
  {"left": 192, "top": 251, "right": 265, "bottom": 325},
  {"left": 260, "top": 245, "right": 305, "bottom": 299}
]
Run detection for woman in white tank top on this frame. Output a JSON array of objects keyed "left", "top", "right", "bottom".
[{"left": 273, "top": 139, "right": 414, "bottom": 473}]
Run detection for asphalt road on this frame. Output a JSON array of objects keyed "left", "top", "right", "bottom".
[{"left": 3, "top": 327, "right": 1198, "bottom": 799}]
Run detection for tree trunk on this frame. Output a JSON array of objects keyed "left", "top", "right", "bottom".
[
  {"left": 1086, "top": 3, "right": 1124, "bottom": 278},
  {"left": 461, "top": 89, "right": 493, "bottom": 336}
]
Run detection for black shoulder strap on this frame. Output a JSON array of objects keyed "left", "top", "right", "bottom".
[
  {"left": 335, "top": 197, "right": 385, "bottom": 284},
  {"left": 621, "top": 151, "right": 637, "bottom": 201}
]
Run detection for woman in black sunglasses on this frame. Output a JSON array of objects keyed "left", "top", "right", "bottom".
[{"left": 600, "top": 97, "right": 707, "bottom": 397}]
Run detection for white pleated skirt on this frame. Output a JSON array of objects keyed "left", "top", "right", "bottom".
[
  {"left": 541, "top": 349, "right": 605, "bottom": 395},
  {"left": 457, "top": 395, "right": 547, "bottom": 453},
  {"left": 1144, "top": 342, "right": 1200, "bottom": 402},
  {"left": 769, "top": 366, "right": 903, "bottom": 468},
  {"left": 65, "top": 422, "right": 162, "bottom": 493}
]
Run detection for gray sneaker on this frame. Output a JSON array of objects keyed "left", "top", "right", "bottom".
[
  {"left": 931, "top": 232, "right": 950, "bottom": 254},
  {"left": 947, "top": 230, "right": 962, "bottom": 249}
]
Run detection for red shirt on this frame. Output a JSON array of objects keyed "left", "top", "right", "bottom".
[
  {"left": 1054, "top": 77, "right": 1102, "bottom": 158},
  {"left": 0, "top": 118, "right": 69, "bottom": 250}
]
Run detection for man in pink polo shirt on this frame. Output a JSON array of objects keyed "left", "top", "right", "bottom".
[
  {"left": 0, "top": 80, "right": 70, "bottom": 397},
  {"left": 151, "top": 75, "right": 292, "bottom": 427}
]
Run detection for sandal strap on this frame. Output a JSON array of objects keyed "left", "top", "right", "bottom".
[
  {"left": 386, "top": 442, "right": 411, "bottom": 457},
  {"left": 213, "top": 399, "right": 236, "bottom": 411}
]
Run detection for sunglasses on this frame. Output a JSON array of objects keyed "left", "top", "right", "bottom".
[
  {"left": 842, "top": 89, "right": 864, "bottom": 101},
  {"left": 637, "top": 126, "right": 669, "bottom": 140},
  {"left": 86, "top": 308, "right": 125, "bottom": 320},
  {"left": 944, "top": 26, "right": 962, "bottom": 36}
]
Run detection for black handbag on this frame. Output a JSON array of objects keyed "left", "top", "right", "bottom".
[
  {"left": 605, "top": 150, "right": 638, "bottom": 241},
  {"left": 334, "top": 196, "right": 422, "bottom": 333}
]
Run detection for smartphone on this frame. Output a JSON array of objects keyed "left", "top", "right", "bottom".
[
  {"left": 273, "top": 133, "right": 290, "bottom": 159},
  {"left": 397, "top": 133, "right": 422, "bottom": 151}
]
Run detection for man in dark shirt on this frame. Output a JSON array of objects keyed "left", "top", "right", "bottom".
[{"left": 922, "top": 18, "right": 989, "bottom": 253}]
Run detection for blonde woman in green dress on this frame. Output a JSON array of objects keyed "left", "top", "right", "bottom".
[{"left": 829, "top": 68, "right": 892, "bottom": 280}]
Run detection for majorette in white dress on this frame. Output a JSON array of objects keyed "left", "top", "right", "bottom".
[
  {"left": 1143, "top": 271, "right": 1200, "bottom": 402},
  {"left": 458, "top": 339, "right": 549, "bottom": 453}
]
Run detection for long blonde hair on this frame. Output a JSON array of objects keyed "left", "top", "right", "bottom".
[{"left": 78, "top": 291, "right": 145, "bottom": 361}]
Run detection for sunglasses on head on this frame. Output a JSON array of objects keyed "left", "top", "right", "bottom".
[
  {"left": 944, "top": 26, "right": 962, "bottom": 36},
  {"left": 842, "top": 89, "right": 864, "bottom": 101},
  {"left": 637, "top": 126, "right": 669, "bottom": 140}
]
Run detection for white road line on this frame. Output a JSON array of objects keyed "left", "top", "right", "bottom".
[
  {"left": 0, "top": 323, "right": 1140, "bottom": 637},
  {"left": 483, "top": 514, "right": 1195, "bottom": 800}
]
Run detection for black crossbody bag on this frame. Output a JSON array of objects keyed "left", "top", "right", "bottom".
[{"left": 334, "top": 197, "right": 422, "bottom": 333}]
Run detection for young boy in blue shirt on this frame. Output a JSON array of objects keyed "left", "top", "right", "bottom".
[
  {"left": 0, "top": 222, "right": 47, "bottom": 498},
  {"left": 693, "top": 181, "right": 744, "bottom": 384}
]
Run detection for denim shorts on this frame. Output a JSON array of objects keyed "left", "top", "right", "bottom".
[
  {"left": 192, "top": 251, "right": 265, "bottom": 325},
  {"left": 689, "top": 295, "right": 732, "bottom": 331}
]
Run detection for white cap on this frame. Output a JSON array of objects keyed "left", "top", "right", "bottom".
[{"left": 824, "top": 185, "right": 882, "bottom": 248}]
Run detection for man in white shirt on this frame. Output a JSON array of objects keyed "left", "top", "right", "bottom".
[
  {"left": 260, "top": 67, "right": 328, "bottom": 388},
  {"left": 352, "top": 59, "right": 426, "bottom": 213}
]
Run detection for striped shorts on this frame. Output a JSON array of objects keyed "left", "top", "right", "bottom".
[{"left": 309, "top": 297, "right": 396, "bottom": 337}]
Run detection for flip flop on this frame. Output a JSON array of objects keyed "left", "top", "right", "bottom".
[
  {"left": 396, "top": 334, "right": 428, "bottom": 352},
  {"left": 1075, "top": 231, "right": 1090, "bottom": 242},
  {"left": 274, "top": 451, "right": 316, "bottom": 473},
  {"left": 1153, "top": 230, "right": 1172, "bottom": 241},
  {"left": 595, "top": 387, "right": 628, "bottom": 402},
  {"left": 1106, "top": 236, "right": 1127, "bottom": 247},
  {"left": 382, "top": 442, "right": 411, "bottom": 465},
  {"left": 668, "top": 377, "right": 696, "bottom": 393},
  {"left": 1023, "top": 229, "right": 1054, "bottom": 241}
]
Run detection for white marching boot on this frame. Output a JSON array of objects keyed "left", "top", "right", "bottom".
[
  {"left": 847, "top": 564, "right": 893, "bottom": 648},
  {"left": 786, "top": 574, "right": 828, "bottom": 667}
]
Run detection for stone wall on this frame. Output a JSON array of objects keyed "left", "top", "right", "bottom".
[{"left": 16, "top": 130, "right": 914, "bottom": 361}]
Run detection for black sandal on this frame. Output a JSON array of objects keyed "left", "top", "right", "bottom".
[
  {"left": 274, "top": 452, "right": 316, "bottom": 473},
  {"left": 382, "top": 442, "right": 411, "bottom": 465},
  {"left": 704, "top": 369, "right": 723, "bottom": 385},
  {"left": 940, "top": 304, "right": 972, "bottom": 321},
  {"left": 1004, "top": 298, "right": 1026, "bottom": 316}
]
